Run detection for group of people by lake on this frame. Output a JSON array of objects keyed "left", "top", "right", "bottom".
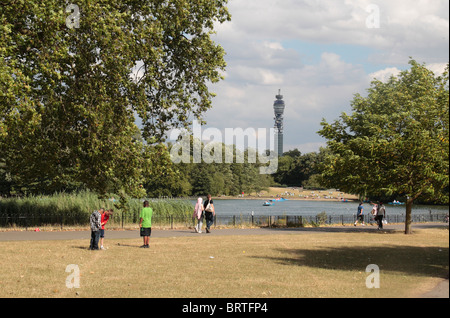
[
  {"left": 354, "top": 201, "right": 386, "bottom": 230},
  {"left": 88, "top": 196, "right": 393, "bottom": 249},
  {"left": 89, "top": 195, "right": 215, "bottom": 250},
  {"left": 89, "top": 200, "right": 154, "bottom": 250}
]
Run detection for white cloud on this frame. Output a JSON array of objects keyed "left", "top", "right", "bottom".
[
  {"left": 205, "top": 0, "right": 449, "bottom": 153},
  {"left": 426, "top": 63, "right": 448, "bottom": 76},
  {"left": 369, "top": 67, "right": 402, "bottom": 82},
  {"left": 368, "top": 62, "right": 448, "bottom": 83},
  {"left": 218, "top": 0, "right": 449, "bottom": 64}
]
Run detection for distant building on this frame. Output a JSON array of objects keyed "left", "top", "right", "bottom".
[{"left": 273, "top": 89, "right": 285, "bottom": 156}]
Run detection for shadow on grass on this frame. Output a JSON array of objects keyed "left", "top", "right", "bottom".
[
  {"left": 72, "top": 246, "right": 90, "bottom": 250},
  {"left": 260, "top": 223, "right": 448, "bottom": 234},
  {"left": 251, "top": 245, "right": 449, "bottom": 279},
  {"left": 262, "top": 226, "right": 399, "bottom": 234}
]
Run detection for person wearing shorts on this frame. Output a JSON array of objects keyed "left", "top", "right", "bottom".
[
  {"left": 139, "top": 201, "right": 153, "bottom": 248},
  {"left": 354, "top": 202, "right": 365, "bottom": 226},
  {"left": 100, "top": 209, "right": 113, "bottom": 249}
]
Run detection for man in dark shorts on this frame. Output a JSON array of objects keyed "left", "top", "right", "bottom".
[
  {"left": 139, "top": 201, "right": 153, "bottom": 248},
  {"left": 354, "top": 202, "right": 365, "bottom": 226}
]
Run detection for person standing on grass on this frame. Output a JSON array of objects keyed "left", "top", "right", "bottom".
[
  {"left": 193, "top": 197, "right": 204, "bottom": 233},
  {"left": 89, "top": 208, "right": 103, "bottom": 250},
  {"left": 354, "top": 202, "right": 365, "bottom": 226},
  {"left": 139, "top": 201, "right": 153, "bottom": 248},
  {"left": 100, "top": 209, "right": 113, "bottom": 250},
  {"left": 204, "top": 194, "right": 215, "bottom": 233}
]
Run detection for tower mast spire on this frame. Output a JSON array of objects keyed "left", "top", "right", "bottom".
[{"left": 273, "top": 89, "right": 285, "bottom": 156}]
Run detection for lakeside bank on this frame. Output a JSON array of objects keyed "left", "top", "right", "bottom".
[{"left": 213, "top": 187, "right": 359, "bottom": 202}]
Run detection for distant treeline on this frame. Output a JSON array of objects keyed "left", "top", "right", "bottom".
[
  {"left": 143, "top": 143, "right": 327, "bottom": 198},
  {"left": 0, "top": 141, "right": 405, "bottom": 200},
  {"left": 0, "top": 138, "right": 326, "bottom": 199}
]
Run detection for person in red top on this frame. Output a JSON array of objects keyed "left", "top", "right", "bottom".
[{"left": 100, "top": 209, "right": 113, "bottom": 250}]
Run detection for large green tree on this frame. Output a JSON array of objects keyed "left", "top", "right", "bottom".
[
  {"left": 0, "top": 0, "right": 230, "bottom": 197},
  {"left": 273, "top": 148, "right": 328, "bottom": 187},
  {"left": 318, "top": 60, "right": 449, "bottom": 234}
]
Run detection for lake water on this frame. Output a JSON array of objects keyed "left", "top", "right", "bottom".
[{"left": 191, "top": 199, "right": 449, "bottom": 217}]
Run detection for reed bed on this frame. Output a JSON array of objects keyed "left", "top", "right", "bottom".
[{"left": 0, "top": 191, "right": 193, "bottom": 229}]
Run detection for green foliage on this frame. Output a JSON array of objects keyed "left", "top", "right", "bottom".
[
  {"left": 318, "top": 59, "right": 449, "bottom": 233},
  {"left": 0, "top": 190, "right": 115, "bottom": 225},
  {"left": 272, "top": 148, "right": 329, "bottom": 187},
  {"left": 157, "top": 140, "right": 273, "bottom": 197},
  {"left": 318, "top": 60, "right": 449, "bottom": 202},
  {"left": 0, "top": 190, "right": 192, "bottom": 225},
  {"left": 311, "top": 211, "right": 328, "bottom": 227},
  {"left": 0, "top": 0, "right": 230, "bottom": 197},
  {"left": 147, "top": 199, "right": 192, "bottom": 218},
  {"left": 302, "top": 174, "right": 324, "bottom": 190}
]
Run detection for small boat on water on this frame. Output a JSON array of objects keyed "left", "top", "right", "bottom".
[
  {"left": 263, "top": 197, "right": 288, "bottom": 206},
  {"left": 388, "top": 201, "right": 405, "bottom": 205},
  {"left": 273, "top": 197, "right": 288, "bottom": 202}
]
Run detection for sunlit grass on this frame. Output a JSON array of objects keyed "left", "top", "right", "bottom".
[{"left": 0, "top": 228, "right": 447, "bottom": 298}]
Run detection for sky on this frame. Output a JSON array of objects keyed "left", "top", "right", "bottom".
[{"left": 197, "top": 0, "right": 449, "bottom": 154}]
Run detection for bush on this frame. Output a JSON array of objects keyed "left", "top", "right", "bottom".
[{"left": 316, "top": 211, "right": 328, "bottom": 225}]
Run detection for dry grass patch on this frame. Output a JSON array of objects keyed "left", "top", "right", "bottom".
[
  {"left": 0, "top": 228, "right": 447, "bottom": 298},
  {"left": 248, "top": 187, "right": 359, "bottom": 201}
]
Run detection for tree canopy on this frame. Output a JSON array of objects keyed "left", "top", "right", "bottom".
[
  {"left": 318, "top": 60, "right": 449, "bottom": 234},
  {"left": 0, "top": 0, "right": 230, "bottom": 197},
  {"left": 145, "top": 139, "right": 273, "bottom": 198},
  {"left": 272, "top": 148, "right": 329, "bottom": 188}
]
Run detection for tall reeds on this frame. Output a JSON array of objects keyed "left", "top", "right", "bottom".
[{"left": 0, "top": 190, "right": 193, "bottom": 227}]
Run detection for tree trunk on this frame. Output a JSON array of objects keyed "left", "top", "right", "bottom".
[{"left": 405, "top": 198, "right": 414, "bottom": 234}]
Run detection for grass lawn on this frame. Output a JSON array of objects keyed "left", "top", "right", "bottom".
[{"left": 0, "top": 227, "right": 447, "bottom": 298}]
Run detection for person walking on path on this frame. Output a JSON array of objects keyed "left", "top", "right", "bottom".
[
  {"left": 139, "top": 201, "right": 153, "bottom": 248},
  {"left": 193, "top": 197, "right": 204, "bottom": 233},
  {"left": 354, "top": 202, "right": 365, "bottom": 226},
  {"left": 89, "top": 208, "right": 103, "bottom": 250},
  {"left": 375, "top": 202, "right": 386, "bottom": 230},
  {"left": 204, "top": 194, "right": 215, "bottom": 233},
  {"left": 100, "top": 209, "right": 113, "bottom": 250},
  {"left": 370, "top": 203, "right": 378, "bottom": 226}
]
